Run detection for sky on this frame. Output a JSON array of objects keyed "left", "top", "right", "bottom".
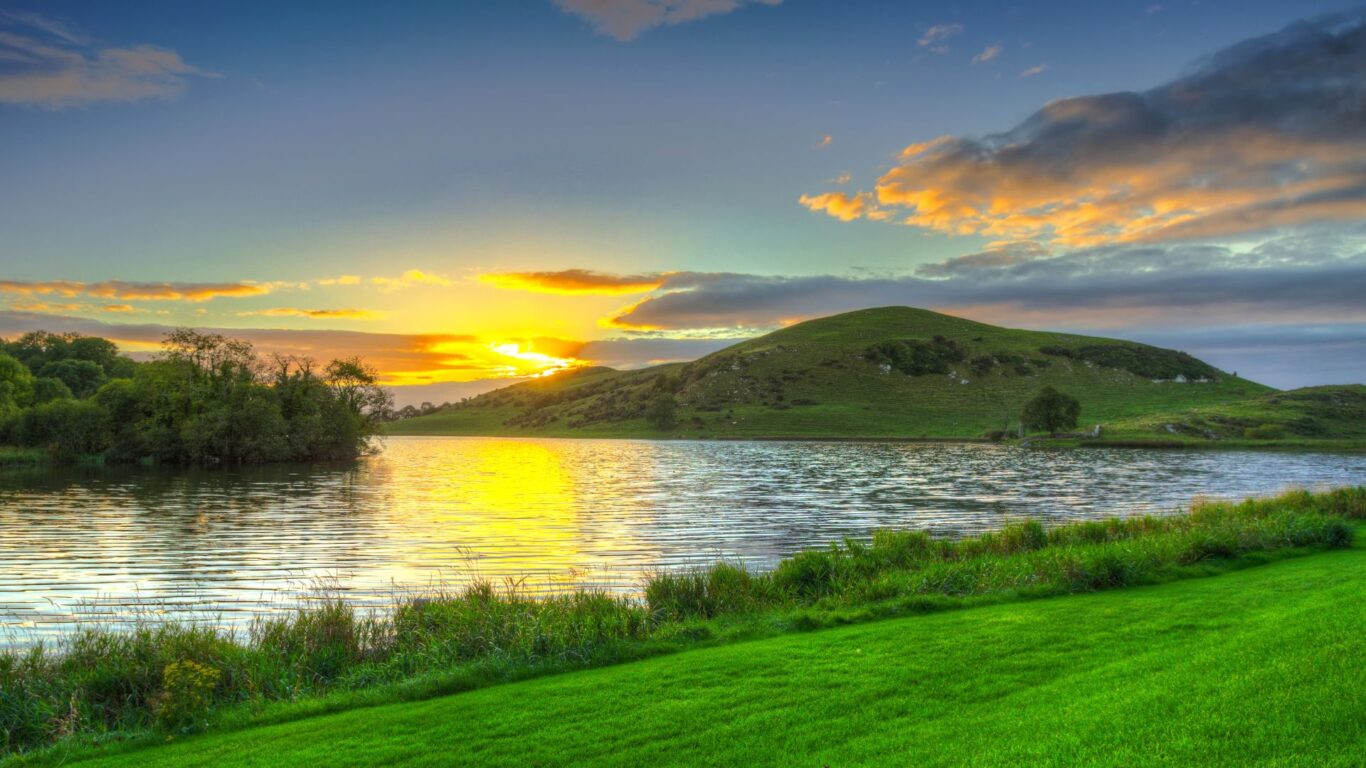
[{"left": 1, "top": 0, "right": 1364, "bottom": 403}]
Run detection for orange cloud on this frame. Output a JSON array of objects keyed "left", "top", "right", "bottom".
[
  {"left": 797, "top": 192, "right": 871, "bottom": 222},
  {"left": 481, "top": 269, "right": 668, "bottom": 295},
  {"left": 0, "top": 279, "right": 271, "bottom": 301},
  {"left": 799, "top": 13, "right": 1366, "bottom": 247}
]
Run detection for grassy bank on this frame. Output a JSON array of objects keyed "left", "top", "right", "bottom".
[
  {"left": 2, "top": 488, "right": 1362, "bottom": 762},
  {"left": 0, "top": 447, "right": 47, "bottom": 469},
  {"left": 58, "top": 526, "right": 1366, "bottom": 767},
  {"left": 1064, "top": 385, "right": 1366, "bottom": 450}
]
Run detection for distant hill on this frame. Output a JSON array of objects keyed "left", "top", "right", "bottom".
[{"left": 387, "top": 307, "right": 1274, "bottom": 439}]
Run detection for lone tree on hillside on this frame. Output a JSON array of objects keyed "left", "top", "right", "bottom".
[
  {"left": 1022, "top": 386, "right": 1081, "bottom": 436},
  {"left": 645, "top": 391, "right": 678, "bottom": 430}
]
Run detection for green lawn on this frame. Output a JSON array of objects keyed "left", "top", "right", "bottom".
[{"left": 58, "top": 529, "right": 1366, "bottom": 767}]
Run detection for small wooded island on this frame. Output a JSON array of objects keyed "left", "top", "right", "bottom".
[{"left": 0, "top": 329, "right": 390, "bottom": 465}]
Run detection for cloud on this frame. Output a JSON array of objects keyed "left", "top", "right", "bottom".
[
  {"left": 0, "top": 13, "right": 217, "bottom": 108},
  {"left": 552, "top": 0, "right": 781, "bottom": 42},
  {"left": 918, "top": 23, "right": 963, "bottom": 51},
  {"left": 914, "top": 241, "right": 1051, "bottom": 278},
  {"left": 481, "top": 269, "right": 670, "bottom": 295},
  {"left": 592, "top": 229, "right": 1366, "bottom": 334},
  {"left": 816, "top": 134, "right": 832, "bottom": 149},
  {"left": 800, "top": 11, "right": 1366, "bottom": 247},
  {"left": 0, "top": 311, "right": 531, "bottom": 386},
  {"left": 370, "top": 269, "right": 453, "bottom": 292},
  {"left": 1017, "top": 63, "right": 1047, "bottom": 78},
  {"left": 796, "top": 191, "right": 872, "bottom": 222},
  {"left": 319, "top": 275, "right": 362, "bottom": 286},
  {"left": 238, "top": 307, "right": 382, "bottom": 320},
  {"left": 7, "top": 301, "right": 83, "bottom": 313},
  {"left": 0, "top": 279, "right": 271, "bottom": 302},
  {"left": 827, "top": 172, "right": 853, "bottom": 185},
  {"left": 101, "top": 304, "right": 137, "bottom": 313},
  {"left": 972, "top": 44, "right": 1003, "bottom": 64}
]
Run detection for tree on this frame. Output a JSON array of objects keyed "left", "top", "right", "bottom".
[
  {"left": 38, "top": 359, "right": 107, "bottom": 398},
  {"left": 18, "top": 399, "right": 111, "bottom": 458},
  {"left": 32, "top": 377, "right": 74, "bottom": 404},
  {"left": 1021, "top": 386, "right": 1081, "bottom": 436},
  {"left": 645, "top": 391, "right": 678, "bottom": 430},
  {"left": 0, "top": 352, "right": 34, "bottom": 414}
]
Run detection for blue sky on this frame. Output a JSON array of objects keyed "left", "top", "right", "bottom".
[{"left": 1, "top": 0, "right": 1363, "bottom": 398}]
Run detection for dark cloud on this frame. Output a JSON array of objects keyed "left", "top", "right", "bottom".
[
  {"left": 804, "top": 10, "right": 1366, "bottom": 246},
  {"left": 607, "top": 235, "right": 1366, "bottom": 332}
]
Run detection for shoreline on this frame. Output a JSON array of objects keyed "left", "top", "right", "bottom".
[{"left": 382, "top": 430, "right": 1366, "bottom": 452}]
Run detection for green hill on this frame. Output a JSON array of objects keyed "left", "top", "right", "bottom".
[
  {"left": 1092, "top": 385, "right": 1366, "bottom": 447},
  {"left": 388, "top": 307, "right": 1273, "bottom": 439}
]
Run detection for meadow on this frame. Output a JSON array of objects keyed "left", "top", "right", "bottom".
[{"left": 2, "top": 487, "right": 1362, "bottom": 764}]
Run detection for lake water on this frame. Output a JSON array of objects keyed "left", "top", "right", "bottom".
[{"left": 1, "top": 436, "right": 1363, "bottom": 646}]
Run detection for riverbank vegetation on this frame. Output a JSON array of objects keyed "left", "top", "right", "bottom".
[
  {"left": 2, "top": 487, "right": 1361, "bottom": 761},
  {"left": 0, "top": 330, "right": 390, "bottom": 465},
  {"left": 56, "top": 528, "right": 1366, "bottom": 768}
]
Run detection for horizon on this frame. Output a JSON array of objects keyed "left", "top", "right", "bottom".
[{"left": 3, "top": 1, "right": 1365, "bottom": 402}]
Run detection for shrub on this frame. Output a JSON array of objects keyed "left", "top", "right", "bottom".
[
  {"left": 865, "top": 336, "right": 966, "bottom": 376},
  {"left": 153, "top": 660, "right": 222, "bottom": 731},
  {"left": 1243, "top": 424, "right": 1285, "bottom": 440},
  {"left": 17, "top": 399, "right": 111, "bottom": 457}
]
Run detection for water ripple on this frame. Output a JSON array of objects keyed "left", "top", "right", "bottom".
[{"left": 0, "top": 437, "right": 1362, "bottom": 646}]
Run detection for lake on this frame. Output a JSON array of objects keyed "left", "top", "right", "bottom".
[{"left": 2, "top": 436, "right": 1363, "bottom": 646}]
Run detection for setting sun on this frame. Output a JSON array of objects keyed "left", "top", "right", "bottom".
[{"left": 488, "top": 342, "right": 580, "bottom": 377}]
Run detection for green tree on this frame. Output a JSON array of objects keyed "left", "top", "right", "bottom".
[
  {"left": 32, "top": 377, "right": 74, "bottom": 404},
  {"left": 1021, "top": 386, "right": 1081, "bottom": 436},
  {"left": 0, "top": 352, "right": 34, "bottom": 414},
  {"left": 18, "top": 399, "right": 111, "bottom": 458},
  {"left": 38, "top": 359, "right": 107, "bottom": 398},
  {"left": 645, "top": 392, "right": 678, "bottom": 430}
]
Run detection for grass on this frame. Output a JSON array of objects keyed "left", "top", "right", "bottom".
[
  {"left": 1084, "top": 385, "right": 1366, "bottom": 448},
  {"left": 29, "top": 512, "right": 1366, "bottom": 766},
  {"left": 2, "top": 487, "right": 1362, "bottom": 763},
  {"left": 387, "top": 307, "right": 1274, "bottom": 440},
  {"left": 0, "top": 448, "right": 47, "bottom": 469}
]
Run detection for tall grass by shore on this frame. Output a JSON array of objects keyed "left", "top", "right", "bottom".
[{"left": 2, "top": 487, "right": 1362, "bottom": 759}]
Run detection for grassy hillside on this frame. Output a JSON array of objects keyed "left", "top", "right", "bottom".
[
  {"left": 1086, "top": 385, "right": 1366, "bottom": 447},
  {"left": 388, "top": 306, "right": 1271, "bottom": 439},
  {"left": 54, "top": 520, "right": 1366, "bottom": 767}
]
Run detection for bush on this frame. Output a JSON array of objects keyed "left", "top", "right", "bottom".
[
  {"left": 865, "top": 336, "right": 966, "bottom": 376},
  {"left": 153, "top": 660, "right": 222, "bottom": 731},
  {"left": 1243, "top": 424, "right": 1285, "bottom": 440},
  {"left": 17, "top": 399, "right": 111, "bottom": 457}
]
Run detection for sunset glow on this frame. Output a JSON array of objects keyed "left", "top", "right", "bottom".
[{"left": 1, "top": 1, "right": 1363, "bottom": 401}]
